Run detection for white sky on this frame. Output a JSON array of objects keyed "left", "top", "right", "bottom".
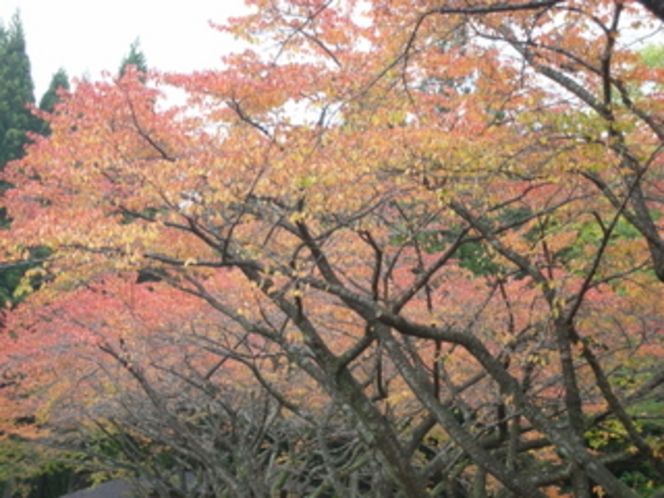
[{"left": 0, "top": 0, "right": 249, "bottom": 99}]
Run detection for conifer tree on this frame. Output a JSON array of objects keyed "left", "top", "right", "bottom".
[
  {"left": 119, "top": 39, "right": 147, "bottom": 78},
  {"left": 37, "top": 69, "right": 69, "bottom": 135},
  {"left": 0, "top": 12, "right": 37, "bottom": 169},
  {"left": 38, "top": 68, "right": 69, "bottom": 114}
]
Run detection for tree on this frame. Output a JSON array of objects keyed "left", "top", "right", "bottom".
[
  {"left": 38, "top": 69, "right": 70, "bottom": 115},
  {"left": 0, "top": 16, "right": 75, "bottom": 498},
  {"left": 36, "top": 69, "right": 70, "bottom": 136},
  {"left": 118, "top": 39, "right": 147, "bottom": 78},
  {"left": 425, "top": 0, "right": 664, "bottom": 22},
  {"left": 636, "top": 0, "right": 664, "bottom": 21},
  {"left": 0, "top": 37, "right": 67, "bottom": 311},
  {"left": 2, "top": 1, "right": 664, "bottom": 497},
  {"left": 0, "top": 11, "right": 41, "bottom": 311},
  {"left": 0, "top": 11, "right": 37, "bottom": 169}
]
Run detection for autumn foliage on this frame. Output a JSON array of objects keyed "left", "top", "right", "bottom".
[{"left": 2, "top": 1, "right": 664, "bottom": 496}]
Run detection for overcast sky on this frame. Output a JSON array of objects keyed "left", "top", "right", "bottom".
[{"left": 0, "top": 0, "right": 249, "bottom": 99}]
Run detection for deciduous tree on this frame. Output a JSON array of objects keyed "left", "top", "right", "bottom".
[{"left": 2, "top": 1, "right": 664, "bottom": 497}]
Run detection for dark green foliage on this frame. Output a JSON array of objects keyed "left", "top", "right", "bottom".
[
  {"left": 0, "top": 246, "right": 52, "bottom": 309},
  {"left": 0, "top": 12, "right": 38, "bottom": 169},
  {"left": 37, "top": 68, "right": 69, "bottom": 135},
  {"left": 455, "top": 240, "right": 501, "bottom": 277},
  {"left": 0, "top": 264, "right": 24, "bottom": 309},
  {"left": 118, "top": 39, "right": 147, "bottom": 78},
  {"left": 439, "top": 208, "right": 534, "bottom": 278},
  {"left": 38, "top": 68, "right": 69, "bottom": 113},
  {"left": 0, "top": 439, "right": 87, "bottom": 498}
]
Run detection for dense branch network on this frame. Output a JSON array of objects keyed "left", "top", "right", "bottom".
[{"left": 1, "top": 1, "right": 663, "bottom": 496}]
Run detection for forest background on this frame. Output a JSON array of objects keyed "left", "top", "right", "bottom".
[{"left": 1, "top": 1, "right": 664, "bottom": 497}]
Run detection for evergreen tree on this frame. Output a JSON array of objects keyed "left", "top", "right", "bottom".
[
  {"left": 38, "top": 68, "right": 69, "bottom": 114},
  {"left": 119, "top": 39, "right": 147, "bottom": 78},
  {"left": 37, "top": 68, "right": 69, "bottom": 135},
  {"left": 0, "top": 11, "right": 38, "bottom": 169}
]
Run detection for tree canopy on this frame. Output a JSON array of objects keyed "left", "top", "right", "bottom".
[{"left": 1, "top": 1, "right": 664, "bottom": 497}]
